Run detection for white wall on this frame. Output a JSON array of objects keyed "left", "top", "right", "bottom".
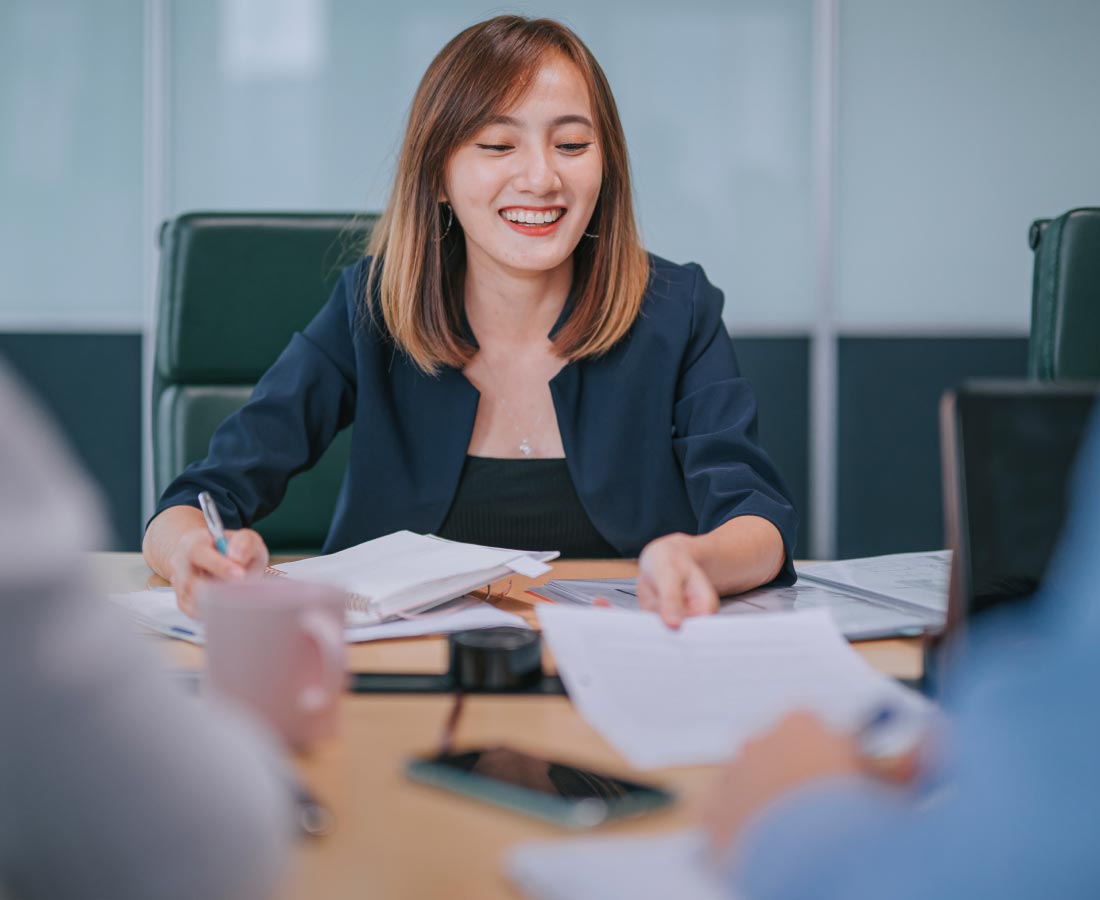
[
  {"left": 837, "top": 0, "right": 1100, "bottom": 331},
  {"left": 0, "top": 0, "right": 144, "bottom": 329},
  {"left": 3, "top": 0, "right": 1099, "bottom": 332},
  {"left": 167, "top": 0, "right": 815, "bottom": 329}
]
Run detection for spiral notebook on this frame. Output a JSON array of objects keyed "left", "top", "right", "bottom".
[{"left": 270, "top": 531, "right": 558, "bottom": 626}]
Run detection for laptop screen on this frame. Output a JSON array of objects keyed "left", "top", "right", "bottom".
[{"left": 944, "top": 383, "right": 1098, "bottom": 623}]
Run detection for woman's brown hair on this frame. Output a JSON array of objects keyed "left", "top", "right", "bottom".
[{"left": 366, "top": 15, "right": 650, "bottom": 374}]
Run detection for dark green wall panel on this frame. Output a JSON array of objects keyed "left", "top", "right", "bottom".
[
  {"left": 732, "top": 336, "right": 811, "bottom": 557},
  {"left": 0, "top": 334, "right": 142, "bottom": 551},
  {"left": 836, "top": 337, "right": 1029, "bottom": 558}
]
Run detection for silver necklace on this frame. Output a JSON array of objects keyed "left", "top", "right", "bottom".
[{"left": 477, "top": 355, "right": 548, "bottom": 457}]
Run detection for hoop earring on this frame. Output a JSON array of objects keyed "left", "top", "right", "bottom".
[
  {"left": 583, "top": 229, "right": 599, "bottom": 239},
  {"left": 437, "top": 201, "right": 453, "bottom": 240}
]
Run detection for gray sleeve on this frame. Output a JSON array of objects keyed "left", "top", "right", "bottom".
[{"left": 0, "top": 363, "right": 294, "bottom": 900}]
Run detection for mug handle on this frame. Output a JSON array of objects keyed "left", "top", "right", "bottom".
[{"left": 298, "top": 608, "right": 345, "bottom": 714}]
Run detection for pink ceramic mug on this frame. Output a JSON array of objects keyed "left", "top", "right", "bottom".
[{"left": 198, "top": 577, "right": 347, "bottom": 749}]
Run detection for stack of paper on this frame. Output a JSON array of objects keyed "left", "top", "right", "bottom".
[
  {"left": 528, "top": 549, "right": 951, "bottom": 641},
  {"left": 109, "top": 587, "right": 531, "bottom": 645},
  {"left": 538, "top": 605, "right": 927, "bottom": 769},
  {"left": 274, "top": 530, "right": 557, "bottom": 625},
  {"left": 726, "top": 580, "right": 939, "bottom": 641},
  {"left": 798, "top": 549, "right": 951, "bottom": 616},
  {"left": 529, "top": 578, "right": 639, "bottom": 610}
]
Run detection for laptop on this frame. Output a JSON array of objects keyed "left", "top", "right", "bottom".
[{"left": 939, "top": 380, "right": 1099, "bottom": 638}]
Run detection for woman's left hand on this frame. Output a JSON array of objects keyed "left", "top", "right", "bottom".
[{"left": 637, "top": 533, "right": 719, "bottom": 627}]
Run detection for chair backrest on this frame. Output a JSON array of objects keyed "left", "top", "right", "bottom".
[
  {"left": 154, "top": 211, "right": 377, "bottom": 552},
  {"left": 1028, "top": 208, "right": 1100, "bottom": 381}
]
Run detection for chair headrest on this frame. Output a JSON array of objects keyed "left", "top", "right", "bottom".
[{"left": 156, "top": 212, "right": 377, "bottom": 382}]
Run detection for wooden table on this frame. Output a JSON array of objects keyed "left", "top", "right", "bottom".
[{"left": 92, "top": 553, "right": 922, "bottom": 900}]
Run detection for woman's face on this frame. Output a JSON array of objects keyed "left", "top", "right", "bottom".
[{"left": 444, "top": 55, "right": 603, "bottom": 279}]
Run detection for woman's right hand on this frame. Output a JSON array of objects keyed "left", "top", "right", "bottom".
[{"left": 167, "top": 527, "right": 270, "bottom": 618}]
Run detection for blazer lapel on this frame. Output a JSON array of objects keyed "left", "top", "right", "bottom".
[{"left": 389, "top": 357, "right": 480, "bottom": 529}]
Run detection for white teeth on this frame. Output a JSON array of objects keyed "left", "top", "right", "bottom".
[{"left": 501, "top": 208, "right": 563, "bottom": 225}]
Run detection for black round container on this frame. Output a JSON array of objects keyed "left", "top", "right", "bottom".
[{"left": 448, "top": 627, "right": 542, "bottom": 691}]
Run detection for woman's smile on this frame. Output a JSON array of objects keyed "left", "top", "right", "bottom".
[{"left": 499, "top": 205, "right": 568, "bottom": 236}]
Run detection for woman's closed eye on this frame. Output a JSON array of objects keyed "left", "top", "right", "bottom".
[{"left": 473, "top": 142, "right": 593, "bottom": 154}]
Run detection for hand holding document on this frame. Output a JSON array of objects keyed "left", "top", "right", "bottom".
[{"left": 538, "top": 605, "right": 926, "bottom": 769}]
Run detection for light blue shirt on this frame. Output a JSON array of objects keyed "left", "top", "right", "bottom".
[{"left": 731, "top": 414, "right": 1100, "bottom": 899}]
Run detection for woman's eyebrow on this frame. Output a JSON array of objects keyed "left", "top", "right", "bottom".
[
  {"left": 549, "top": 114, "right": 593, "bottom": 128},
  {"left": 483, "top": 113, "right": 594, "bottom": 128}
]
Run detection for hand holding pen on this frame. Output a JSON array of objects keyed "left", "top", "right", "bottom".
[
  {"left": 161, "top": 492, "right": 271, "bottom": 618},
  {"left": 702, "top": 703, "right": 931, "bottom": 859}
]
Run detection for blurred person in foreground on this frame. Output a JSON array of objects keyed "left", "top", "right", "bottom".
[
  {"left": 707, "top": 413, "right": 1100, "bottom": 898},
  {"left": 0, "top": 360, "right": 293, "bottom": 900}
]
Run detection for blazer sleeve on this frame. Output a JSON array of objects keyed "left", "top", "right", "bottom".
[
  {"left": 671, "top": 264, "right": 799, "bottom": 583},
  {"left": 152, "top": 264, "right": 362, "bottom": 530}
]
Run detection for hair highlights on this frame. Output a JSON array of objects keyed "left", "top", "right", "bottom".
[{"left": 366, "top": 15, "right": 650, "bottom": 374}]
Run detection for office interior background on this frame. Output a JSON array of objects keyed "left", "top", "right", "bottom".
[{"left": 1, "top": 0, "right": 1097, "bottom": 558}]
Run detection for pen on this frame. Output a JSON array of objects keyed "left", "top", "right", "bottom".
[
  {"left": 197, "top": 491, "right": 229, "bottom": 555},
  {"left": 857, "top": 702, "right": 934, "bottom": 780}
]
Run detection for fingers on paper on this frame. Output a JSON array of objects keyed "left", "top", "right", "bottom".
[
  {"left": 173, "top": 575, "right": 199, "bottom": 618},
  {"left": 682, "top": 566, "right": 719, "bottom": 617},
  {"left": 639, "top": 565, "right": 687, "bottom": 629}
]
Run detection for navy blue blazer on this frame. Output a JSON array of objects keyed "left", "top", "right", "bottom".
[{"left": 155, "top": 254, "right": 798, "bottom": 580}]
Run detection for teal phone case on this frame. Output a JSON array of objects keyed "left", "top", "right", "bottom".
[{"left": 405, "top": 756, "right": 675, "bottom": 829}]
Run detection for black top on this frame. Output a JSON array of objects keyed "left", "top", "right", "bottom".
[{"left": 437, "top": 456, "right": 620, "bottom": 559}]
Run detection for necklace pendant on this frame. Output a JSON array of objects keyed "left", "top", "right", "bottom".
[{"left": 519, "top": 439, "right": 533, "bottom": 457}]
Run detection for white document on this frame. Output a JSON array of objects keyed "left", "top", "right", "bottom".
[
  {"left": 536, "top": 577, "right": 940, "bottom": 639},
  {"left": 109, "top": 588, "right": 530, "bottom": 645},
  {"left": 798, "top": 549, "right": 951, "bottom": 614},
  {"left": 274, "top": 531, "right": 557, "bottom": 623},
  {"left": 507, "top": 829, "right": 732, "bottom": 900},
  {"left": 530, "top": 579, "right": 640, "bottom": 610},
  {"left": 728, "top": 580, "right": 938, "bottom": 640},
  {"left": 538, "top": 605, "right": 926, "bottom": 769}
]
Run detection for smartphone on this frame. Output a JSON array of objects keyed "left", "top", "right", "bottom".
[{"left": 406, "top": 745, "right": 675, "bottom": 828}]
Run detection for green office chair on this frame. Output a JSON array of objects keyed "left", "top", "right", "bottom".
[
  {"left": 1028, "top": 208, "right": 1100, "bottom": 381},
  {"left": 154, "top": 211, "right": 377, "bottom": 552}
]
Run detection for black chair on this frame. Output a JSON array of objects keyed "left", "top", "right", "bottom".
[
  {"left": 154, "top": 211, "right": 377, "bottom": 552},
  {"left": 1028, "top": 208, "right": 1100, "bottom": 381}
]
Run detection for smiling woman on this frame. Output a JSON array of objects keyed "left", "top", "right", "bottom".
[
  {"left": 143, "top": 15, "right": 800, "bottom": 627},
  {"left": 368, "top": 17, "right": 648, "bottom": 374}
]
